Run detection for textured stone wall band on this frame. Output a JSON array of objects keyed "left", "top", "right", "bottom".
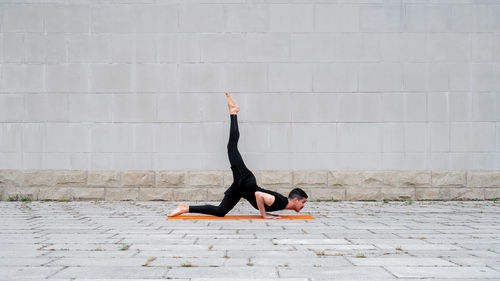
[{"left": 1, "top": 170, "right": 499, "bottom": 201}]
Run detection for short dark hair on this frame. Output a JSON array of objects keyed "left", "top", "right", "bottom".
[{"left": 288, "top": 188, "right": 308, "bottom": 200}]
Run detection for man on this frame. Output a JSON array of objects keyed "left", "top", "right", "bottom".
[{"left": 167, "top": 93, "right": 308, "bottom": 219}]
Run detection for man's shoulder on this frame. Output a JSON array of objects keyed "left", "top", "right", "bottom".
[
  {"left": 254, "top": 190, "right": 274, "bottom": 197},
  {"left": 257, "top": 188, "right": 286, "bottom": 199}
]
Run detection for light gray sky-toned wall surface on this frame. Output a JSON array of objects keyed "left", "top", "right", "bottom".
[{"left": 0, "top": 1, "right": 499, "bottom": 171}]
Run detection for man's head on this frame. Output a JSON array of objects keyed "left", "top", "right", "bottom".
[{"left": 288, "top": 188, "right": 308, "bottom": 212}]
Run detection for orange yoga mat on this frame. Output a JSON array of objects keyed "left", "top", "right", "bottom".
[{"left": 168, "top": 215, "right": 315, "bottom": 220}]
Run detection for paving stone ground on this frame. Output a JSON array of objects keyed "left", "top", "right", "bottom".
[{"left": 1, "top": 201, "right": 500, "bottom": 281}]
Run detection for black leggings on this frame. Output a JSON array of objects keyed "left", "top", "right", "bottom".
[{"left": 189, "top": 114, "right": 255, "bottom": 217}]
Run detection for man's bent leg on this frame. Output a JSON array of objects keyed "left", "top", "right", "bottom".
[{"left": 188, "top": 190, "right": 241, "bottom": 217}]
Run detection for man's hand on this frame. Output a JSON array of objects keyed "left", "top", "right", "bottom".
[{"left": 263, "top": 213, "right": 281, "bottom": 219}]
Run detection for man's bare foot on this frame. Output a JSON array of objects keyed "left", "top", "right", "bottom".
[
  {"left": 167, "top": 202, "right": 189, "bottom": 217},
  {"left": 225, "top": 92, "right": 240, "bottom": 115}
]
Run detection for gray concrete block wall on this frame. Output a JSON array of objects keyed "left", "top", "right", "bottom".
[{"left": 0, "top": 0, "right": 499, "bottom": 172}]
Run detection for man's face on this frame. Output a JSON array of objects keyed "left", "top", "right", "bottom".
[{"left": 295, "top": 198, "right": 307, "bottom": 212}]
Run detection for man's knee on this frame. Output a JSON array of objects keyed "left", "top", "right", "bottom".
[
  {"left": 214, "top": 204, "right": 233, "bottom": 217},
  {"left": 214, "top": 209, "right": 228, "bottom": 217}
]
